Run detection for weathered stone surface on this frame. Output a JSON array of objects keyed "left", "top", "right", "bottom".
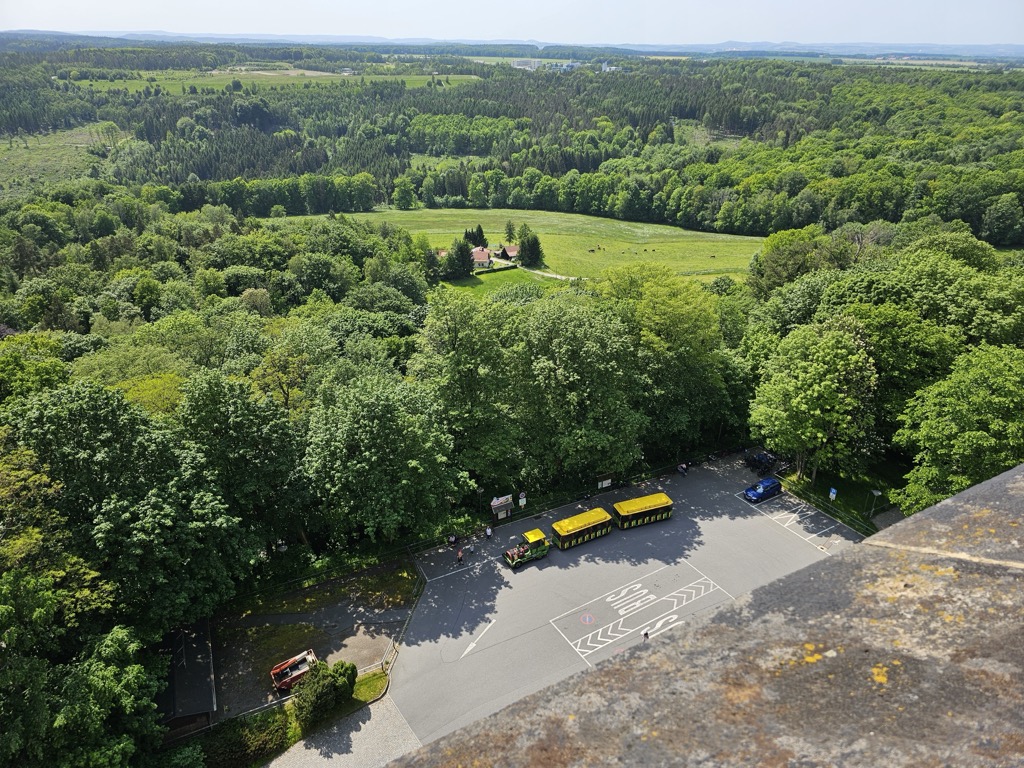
[
  {"left": 870, "top": 465, "right": 1024, "bottom": 568},
  {"left": 390, "top": 465, "right": 1024, "bottom": 767}
]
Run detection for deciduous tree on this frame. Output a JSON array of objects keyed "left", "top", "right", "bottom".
[
  {"left": 304, "top": 373, "right": 465, "bottom": 542},
  {"left": 506, "top": 294, "right": 646, "bottom": 484},
  {"left": 750, "top": 324, "right": 877, "bottom": 482},
  {"left": 893, "top": 345, "right": 1024, "bottom": 514}
]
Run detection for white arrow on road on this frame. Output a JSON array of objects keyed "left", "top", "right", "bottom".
[{"left": 460, "top": 620, "right": 496, "bottom": 659}]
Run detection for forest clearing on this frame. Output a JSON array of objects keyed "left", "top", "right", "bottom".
[{"left": 351, "top": 208, "right": 762, "bottom": 279}]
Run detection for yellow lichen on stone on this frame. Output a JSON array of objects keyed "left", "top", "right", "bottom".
[{"left": 872, "top": 664, "right": 889, "bottom": 684}]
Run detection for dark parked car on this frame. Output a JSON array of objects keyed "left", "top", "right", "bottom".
[
  {"left": 745, "top": 451, "right": 777, "bottom": 476},
  {"left": 744, "top": 477, "right": 783, "bottom": 503}
]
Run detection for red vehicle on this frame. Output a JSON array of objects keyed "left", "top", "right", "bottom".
[{"left": 271, "top": 649, "right": 318, "bottom": 691}]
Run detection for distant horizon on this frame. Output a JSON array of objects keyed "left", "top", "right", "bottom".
[
  {"left": 3, "top": 29, "right": 1023, "bottom": 57},
  {"left": 2, "top": 0, "right": 1021, "bottom": 48}
]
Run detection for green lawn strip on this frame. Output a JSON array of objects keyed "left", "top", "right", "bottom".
[
  {"left": 776, "top": 459, "right": 911, "bottom": 536},
  {"left": 350, "top": 208, "right": 761, "bottom": 280}
]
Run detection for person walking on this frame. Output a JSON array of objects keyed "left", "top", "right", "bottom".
[
  {"left": 457, "top": 548, "right": 464, "bottom": 565},
  {"left": 643, "top": 630, "right": 649, "bottom": 643},
  {"left": 468, "top": 542, "right": 475, "bottom": 555},
  {"left": 485, "top": 526, "right": 492, "bottom": 540}
]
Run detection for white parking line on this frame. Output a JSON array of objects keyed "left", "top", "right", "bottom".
[
  {"left": 741, "top": 492, "right": 841, "bottom": 554},
  {"left": 550, "top": 620, "right": 592, "bottom": 667},
  {"left": 813, "top": 524, "right": 838, "bottom": 539},
  {"left": 680, "top": 558, "right": 735, "bottom": 601}
]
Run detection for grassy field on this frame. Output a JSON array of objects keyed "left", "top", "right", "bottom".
[
  {"left": 835, "top": 57, "right": 992, "bottom": 70},
  {"left": 408, "top": 153, "right": 485, "bottom": 172},
  {"left": 351, "top": 208, "right": 762, "bottom": 280},
  {"left": 85, "top": 68, "right": 479, "bottom": 93},
  {"left": 449, "top": 267, "right": 563, "bottom": 293},
  {"left": 0, "top": 125, "right": 103, "bottom": 196}
]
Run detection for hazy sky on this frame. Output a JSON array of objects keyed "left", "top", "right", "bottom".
[{"left": 2, "top": 0, "right": 1022, "bottom": 45}]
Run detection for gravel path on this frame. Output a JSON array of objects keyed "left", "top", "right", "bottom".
[{"left": 264, "top": 694, "right": 421, "bottom": 768}]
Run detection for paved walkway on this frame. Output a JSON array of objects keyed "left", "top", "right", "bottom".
[{"left": 264, "top": 694, "right": 421, "bottom": 768}]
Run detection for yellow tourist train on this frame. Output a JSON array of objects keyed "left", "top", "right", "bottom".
[{"left": 504, "top": 492, "right": 673, "bottom": 567}]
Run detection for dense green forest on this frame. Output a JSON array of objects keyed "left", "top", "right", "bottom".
[
  {"left": 3, "top": 45, "right": 1024, "bottom": 242},
  {"left": 2, "top": 40, "right": 1024, "bottom": 767}
]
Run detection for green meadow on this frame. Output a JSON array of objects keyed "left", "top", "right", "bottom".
[
  {"left": 350, "top": 208, "right": 762, "bottom": 280},
  {"left": 84, "top": 69, "right": 479, "bottom": 93},
  {"left": 448, "top": 266, "right": 564, "bottom": 294},
  {"left": 0, "top": 124, "right": 104, "bottom": 197}
]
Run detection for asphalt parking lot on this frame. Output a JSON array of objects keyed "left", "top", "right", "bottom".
[
  {"left": 390, "top": 456, "right": 863, "bottom": 744},
  {"left": 742, "top": 489, "right": 862, "bottom": 551}
]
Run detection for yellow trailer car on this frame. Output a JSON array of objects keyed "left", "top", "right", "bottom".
[
  {"left": 611, "top": 492, "right": 673, "bottom": 528},
  {"left": 551, "top": 507, "right": 614, "bottom": 550}
]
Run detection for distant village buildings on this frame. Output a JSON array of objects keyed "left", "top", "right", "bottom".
[
  {"left": 550, "top": 61, "right": 583, "bottom": 73},
  {"left": 511, "top": 60, "right": 619, "bottom": 74}
]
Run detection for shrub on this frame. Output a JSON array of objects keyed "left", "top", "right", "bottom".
[
  {"left": 200, "top": 708, "right": 288, "bottom": 768},
  {"left": 144, "top": 741, "right": 205, "bottom": 768},
  {"left": 332, "top": 660, "right": 357, "bottom": 693},
  {"left": 291, "top": 661, "right": 339, "bottom": 730},
  {"left": 292, "top": 659, "right": 358, "bottom": 731}
]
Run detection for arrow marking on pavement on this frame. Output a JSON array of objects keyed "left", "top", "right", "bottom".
[{"left": 460, "top": 619, "right": 495, "bottom": 659}]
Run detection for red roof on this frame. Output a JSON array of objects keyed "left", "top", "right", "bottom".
[
  {"left": 472, "top": 247, "right": 491, "bottom": 262},
  {"left": 503, "top": 245, "right": 520, "bottom": 257}
]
